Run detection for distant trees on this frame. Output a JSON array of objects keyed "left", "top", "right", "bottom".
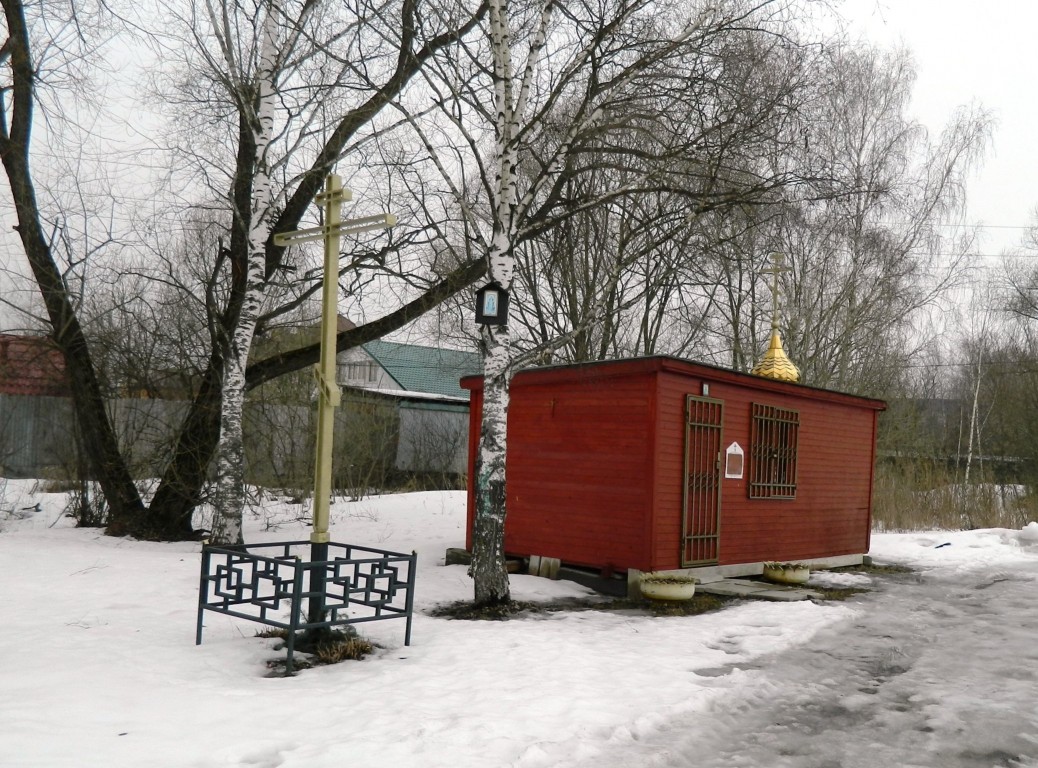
[
  {"left": 870, "top": 220, "right": 1038, "bottom": 531},
  {"left": 972, "top": 225, "right": 1038, "bottom": 489},
  {"left": 490, "top": 43, "right": 990, "bottom": 405},
  {"left": 687, "top": 45, "right": 987, "bottom": 397},
  {"left": 775, "top": 46, "right": 987, "bottom": 395}
]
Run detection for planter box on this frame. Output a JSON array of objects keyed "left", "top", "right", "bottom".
[
  {"left": 762, "top": 562, "right": 810, "bottom": 585},
  {"left": 639, "top": 573, "right": 696, "bottom": 601}
]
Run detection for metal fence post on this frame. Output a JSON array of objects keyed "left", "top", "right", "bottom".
[
  {"left": 196, "top": 546, "right": 211, "bottom": 646},
  {"left": 404, "top": 551, "right": 417, "bottom": 646}
]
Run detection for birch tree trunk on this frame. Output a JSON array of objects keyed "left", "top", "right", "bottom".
[
  {"left": 1, "top": 0, "right": 490, "bottom": 541},
  {"left": 963, "top": 345, "right": 983, "bottom": 486},
  {"left": 209, "top": 3, "right": 282, "bottom": 546},
  {"left": 472, "top": 324, "right": 512, "bottom": 604},
  {"left": 469, "top": 0, "right": 551, "bottom": 605}
]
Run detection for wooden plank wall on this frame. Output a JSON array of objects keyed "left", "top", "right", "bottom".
[
  {"left": 464, "top": 361, "right": 881, "bottom": 573},
  {"left": 653, "top": 372, "right": 876, "bottom": 569},
  {"left": 503, "top": 371, "right": 657, "bottom": 570}
]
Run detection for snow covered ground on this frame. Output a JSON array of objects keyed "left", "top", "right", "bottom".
[{"left": 2, "top": 480, "right": 1037, "bottom": 767}]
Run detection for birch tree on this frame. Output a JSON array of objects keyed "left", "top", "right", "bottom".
[
  {"left": 773, "top": 45, "right": 989, "bottom": 394},
  {"left": 393, "top": 0, "right": 819, "bottom": 605},
  {"left": 525, "top": 43, "right": 989, "bottom": 396},
  {"left": 204, "top": 1, "right": 316, "bottom": 545},
  {"left": 144, "top": 0, "right": 491, "bottom": 542},
  {"left": 661, "top": 44, "right": 989, "bottom": 395}
]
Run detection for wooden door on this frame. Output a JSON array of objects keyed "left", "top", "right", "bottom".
[{"left": 682, "top": 395, "right": 723, "bottom": 566}]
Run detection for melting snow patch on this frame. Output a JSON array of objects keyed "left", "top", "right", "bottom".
[
  {"left": 1018, "top": 522, "right": 1038, "bottom": 546},
  {"left": 808, "top": 571, "right": 872, "bottom": 589}
]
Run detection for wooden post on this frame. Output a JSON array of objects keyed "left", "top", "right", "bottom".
[{"left": 273, "top": 174, "right": 395, "bottom": 624}]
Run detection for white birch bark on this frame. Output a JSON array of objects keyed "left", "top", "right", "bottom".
[
  {"left": 210, "top": 2, "right": 282, "bottom": 546},
  {"left": 963, "top": 345, "right": 983, "bottom": 486},
  {"left": 470, "top": 0, "right": 554, "bottom": 605},
  {"left": 459, "top": 1, "right": 726, "bottom": 603}
]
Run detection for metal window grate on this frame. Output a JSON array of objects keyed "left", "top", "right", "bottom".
[{"left": 749, "top": 403, "right": 799, "bottom": 499}]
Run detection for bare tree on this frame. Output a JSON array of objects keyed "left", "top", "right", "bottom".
[
  {"left": 509, "top": 157, "right": 705, "bottom": 363},
  {"left": 1002, "top": 215, "right": 1038, "bottom": 325},
  {"left": 774, "top": 45, "right": 988, "bottom": 394},
  {"left": 179, "top": 0, "right": 319, "bottom": 546},
  {"left": 484, "top": 7, "right": 919, "bottom": 376},
  {"left": 0, "top": 0, "right": 148, "bottom": 524},
  {"left": 667, "top": 44, "right": 989, "bottom": 396},
  {"left": 1, "top": 0, "right": 491, "bottom": 540}
]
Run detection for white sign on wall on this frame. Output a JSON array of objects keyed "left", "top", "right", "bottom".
[{"left": 725, "top": 442, "right": 744, "bottom": 479}]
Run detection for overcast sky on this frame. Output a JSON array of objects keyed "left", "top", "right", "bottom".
[
  {"left": 3, "top": 1, "right": 1036, "bottom": 330},
  {"left": 839, "top": 0, "right": 1038, "bottom": 258}
]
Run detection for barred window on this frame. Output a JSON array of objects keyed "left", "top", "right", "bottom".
[{"left": 749, "top": 403, "right": 799, "bottom": 499}]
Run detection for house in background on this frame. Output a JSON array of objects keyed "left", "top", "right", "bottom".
[
  {"left": 336, "top": 338, "right": 481, "bottom": 475},
  {"left": 337, "top": 339, "right": 478, "bottom": 400},
  {"left": 248, "top": 316, "right": 481, "bottom": 479},
  {"left": 0, "top": 333, "right": 75, "bottom": 477},
  {"left": 1, "top": 324, "right": 483, "bottom": 483},
  {"left": 0, "top": 334, "right": 70, "bottom": 397}
]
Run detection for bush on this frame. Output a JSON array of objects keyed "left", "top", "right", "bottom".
[{"left": 64, "top": 481, "right": 109, "bottom": 528}]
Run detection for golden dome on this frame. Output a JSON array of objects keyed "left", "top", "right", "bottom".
[{"left": 751, "top": 330, "right": 800, "bottom": 383}]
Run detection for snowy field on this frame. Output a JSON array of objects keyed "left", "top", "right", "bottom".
[{"left": 2, "top": 479, "right": 1038, "bottom": 767}]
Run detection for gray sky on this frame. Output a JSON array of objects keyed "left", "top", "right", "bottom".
[
  {"left": 840, "top": 0, "right": 1038, "bottom": 257},
  {"left": 3, "top": 1, "right": 1036, "bottom": 330}
]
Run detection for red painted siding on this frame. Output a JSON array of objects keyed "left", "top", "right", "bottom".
[
  {"left": 506, "top": 370, "right": 657, "bottom": 570},
  {"left": 464, "top": 357, "right": 885, "bottom": 572},
  {"left": 715, "top": 391, "right": 876, "bottom": 566},
  {"left": 462, "top": 381, "right": 482, "bottom": 550}
]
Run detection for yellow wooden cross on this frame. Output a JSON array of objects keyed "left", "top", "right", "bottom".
[{"left": 274, "top": 173, "right": 395, "bottom": 547}]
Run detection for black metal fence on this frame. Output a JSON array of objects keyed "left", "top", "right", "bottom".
[{"left": 196, "top": 541, "right": 417, "bottom": 673}]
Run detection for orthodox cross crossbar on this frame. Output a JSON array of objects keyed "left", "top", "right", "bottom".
[{"left": 272, "top": 173, "right": 395, "bottom": 546}]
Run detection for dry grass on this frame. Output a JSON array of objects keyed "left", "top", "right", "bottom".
[
  {"left": 256, "top": 627, "right": 376, "bottom": 670},
  {"left": 312, "top": 635, "right": 374, "bottom": 664},
  {"left": 255, "top": 627, "right": 286, "bottom": 639},
  {"left": 872, "top": 462, "right": 1038, "bottom": 532}
]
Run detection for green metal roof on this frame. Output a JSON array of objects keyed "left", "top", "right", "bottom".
[{"left": 362, "top": 340, "right": 481, "bottom": 399}]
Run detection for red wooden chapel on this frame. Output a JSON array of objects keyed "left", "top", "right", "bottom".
[{"left": 461, "top": 353, "right": 886, "bottom": 580}]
